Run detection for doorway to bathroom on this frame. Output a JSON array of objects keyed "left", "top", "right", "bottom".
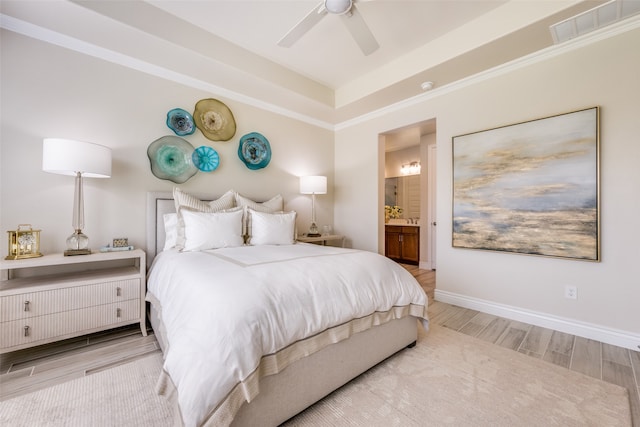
[{"left": 381, "top": 118, "right": 436, "bottom": 271}]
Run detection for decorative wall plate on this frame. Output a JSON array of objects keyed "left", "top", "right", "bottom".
[
  {"left": 166, "top": 108, "right": 195, "bottom": 136},
  {"left": 192, "top": 146, "right": 220, "bottom": 172},
  {"left": 193, "top": 98, "right": 236, "bottom": 141},
  {"left": 238, "top": 132, "right": 271, "bottom": 170},
  {"left": 147, "top": 136, "right": 197, "bottom": 183}
]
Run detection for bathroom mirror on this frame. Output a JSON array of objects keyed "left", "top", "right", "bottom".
[{"left": 384, "top": 175, "right": 420, "bottom": 219}]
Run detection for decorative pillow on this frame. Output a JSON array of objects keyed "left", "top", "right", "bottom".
[
  {"left": 174, "top": 187, "right": 236, "bottom": 213},
  {"left": 172, "top": 188, "right": 237, "bottom": 249},
  {"left": 235, "top": 193, "right": 284, "bottom": 238},
  {"left": 181, "top": 208, "right": 244, "bottom": 251},
  {"left": 247, "top": 209, "right": 297, "bottom": 245},
  {"left": 163, "top": 213, "right": 178, "bottom": 251},
  {"left": 235, "top": 193, "right": 283, "bottom": 212}
]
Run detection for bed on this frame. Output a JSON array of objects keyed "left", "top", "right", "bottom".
[{"left": 145, "top": 190, "right": 429, "bottom": 427}]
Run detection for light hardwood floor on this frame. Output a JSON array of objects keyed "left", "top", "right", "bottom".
[
  {"left": 401, "top": 264, "right": 640, "bottom": 425},
  {"left": 1, "top": 265, "right": 638, "bottom": 425}
]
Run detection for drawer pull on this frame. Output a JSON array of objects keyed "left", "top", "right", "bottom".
[
  {"left": 24, "top": 325, "right": 30, "bottom": 337},
  {"left": 24, "top": 301, "right": 30, "bottom": 312},
  {"left": 116, "top": 287, "right": 122, "bottom": 297},
  {"left": 116, "top": 308, "right": 121, "bottom": 318}
]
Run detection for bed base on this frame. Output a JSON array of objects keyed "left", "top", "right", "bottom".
[{"left": 149, "top": 305, "right": 418, "bottom": 426}]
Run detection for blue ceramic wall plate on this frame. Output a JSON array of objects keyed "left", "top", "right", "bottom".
[
  {"left": 238, "top": 132, "right": 271, "bottom": 170},
  {"left": 147, "top": 135, "right": 197, "bottom": 183},
  {"left": 192, "top": 146, "right": 220, "bottom": 172},
  {"left": 166, "top": 108, "right": 195, "bottom": 136}
]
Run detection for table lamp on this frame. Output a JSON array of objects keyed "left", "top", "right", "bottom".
[
  {"left": 300, "top": 175, "right": 327, "bottom": 237},
  {"left": 42, "top": 138, "right": 112, "bottom": 255}
]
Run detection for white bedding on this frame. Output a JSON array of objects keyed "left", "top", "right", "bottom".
[{"left": 146, "top": 243, "right": 428, "bottom": 427}]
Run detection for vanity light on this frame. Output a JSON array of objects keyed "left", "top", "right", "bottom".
[{"left": 401, "top": 161, "right": 421, "bottom": 176}]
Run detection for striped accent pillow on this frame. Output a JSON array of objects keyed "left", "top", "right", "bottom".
[{"left": 173, "top": 188, "right": 236, "bottom": 213}]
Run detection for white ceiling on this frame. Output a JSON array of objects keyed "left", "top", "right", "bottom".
[
  {"left": 147, "top": 0, "right": 507, "bottom": 90},
  {"left": 1, "top": 0, "right": 606, "bottom": 134}
]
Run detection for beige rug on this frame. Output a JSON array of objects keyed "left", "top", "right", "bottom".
[
  {"left": 0, "top": 326, "right": 632, "bottom": 426},
  {"left": 0, "top": 353, "right": 172, "bottom": 427},
  {"left": 286, "top": 326, "right": 632, "bottom": 426}
]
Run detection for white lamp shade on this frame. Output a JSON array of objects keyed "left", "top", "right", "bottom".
[
  {"left": 300, "top": 176, "right": 327, "bottom": 194},
  {"left": 42, "top": 138, "right": 112, "bottom": 178}
]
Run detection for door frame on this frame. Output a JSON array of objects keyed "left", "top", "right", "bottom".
[{"left": 426, "top": 144, "right": 437, "bottom": 270}]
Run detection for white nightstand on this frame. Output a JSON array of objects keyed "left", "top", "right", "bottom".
[
  {"left": 297, "top": 234, "right": 345, "bottom": 247},
  {"left": 0, "top": 249, "right": 146, "bottom": 354}
]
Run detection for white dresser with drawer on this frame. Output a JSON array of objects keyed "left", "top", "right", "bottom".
[{"left": 0, "top": 249, "right": 146, "bottom": 354}]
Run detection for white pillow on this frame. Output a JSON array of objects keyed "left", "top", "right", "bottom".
[
  {"left": 163, "top": 213, "right": 178, "bottom": 251},
  {"left": 247, "top": 209, "right": 297, "bottom": 245},
  {"left": 181, "top": 208, "right": 245, "bottom": 251},
  {"left": 235, "top": 193, "right": 284, "bottom": 238},
  {"left": 173, "top": 188, "right": 237, "bottom": 249}
]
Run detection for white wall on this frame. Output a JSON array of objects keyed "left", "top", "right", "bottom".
[
  {"left": 0, "top": 30, "right": 334, "bottom": 256},
  {"left": 336, "top": 27, "right": 640, "bottom": 345}
]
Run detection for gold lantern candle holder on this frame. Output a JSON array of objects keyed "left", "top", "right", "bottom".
[{"left": 6, "top": 224, "right": 43, "bottom": 260}]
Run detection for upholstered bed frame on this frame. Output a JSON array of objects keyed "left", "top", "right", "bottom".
[{"left": 145, "top": 191, "right": 418, "bottom": 426}]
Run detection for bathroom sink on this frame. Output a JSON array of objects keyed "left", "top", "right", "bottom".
[{"left": 387, "top": 219, "right": 419, "bottom": 226}]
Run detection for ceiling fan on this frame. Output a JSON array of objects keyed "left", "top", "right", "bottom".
[{"left": 278, "top": 0, "right": 379, "bottom": 56}]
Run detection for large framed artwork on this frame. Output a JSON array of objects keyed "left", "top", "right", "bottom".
[{"left": 452, "top": 107, "right": 600, "bottom": 261}]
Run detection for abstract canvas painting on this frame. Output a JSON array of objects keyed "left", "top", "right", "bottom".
[{"left": 452, "top": 107, "right": 599, "bottom": 261}]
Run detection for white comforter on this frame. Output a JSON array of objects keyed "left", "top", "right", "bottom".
[{"left": 146, "top": 243, "right": 428, "bottom": 427}]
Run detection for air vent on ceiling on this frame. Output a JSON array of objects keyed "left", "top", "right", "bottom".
[{"left": 550, "top": 0, "right": 640, "bottom": 44}]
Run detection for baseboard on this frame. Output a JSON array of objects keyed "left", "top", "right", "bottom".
[
  {"left": 418, "top": 261, "right": 432, "bottom": 270},
  {"left": 434, "top": 290, "right": 640, "bottom": 351}
]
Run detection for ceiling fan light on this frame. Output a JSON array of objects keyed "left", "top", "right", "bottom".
[{"left": 325, "top": 0, "right": 353, "bottom": 15}]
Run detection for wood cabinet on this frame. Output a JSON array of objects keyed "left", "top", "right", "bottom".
[
  {"left": 385, "top": 226, "right": 419, "bottom": 265},
  {"left": 0, "top": 249, "right": 146, "bottom": 354}
]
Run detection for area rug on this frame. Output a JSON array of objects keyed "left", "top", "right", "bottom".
[
  {"left": 0, "top": 326, "right": 632, "bottom": 426},
  {"left": 0, "top": 353, "right": 172, "bottom": 427},
  {"left": 285, "top": 325, "right": 632, "bottom": 426}
]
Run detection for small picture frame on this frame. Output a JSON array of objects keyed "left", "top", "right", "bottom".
[{"left": 112, "top": 238, "right": 129, "bottom": 248}]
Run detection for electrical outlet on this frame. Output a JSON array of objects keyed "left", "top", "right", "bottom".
[{"left": 565, "top": 285, "right": 577, "bottom": 299}]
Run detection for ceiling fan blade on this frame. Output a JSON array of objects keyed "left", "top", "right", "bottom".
[
  {"left": 340, "top": 3, "right": 379, "bottom": 55},
  {"left": 278, "top": 2, "right": 327, "bottom": 48}
]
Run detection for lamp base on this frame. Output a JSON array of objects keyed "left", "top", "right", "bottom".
[
  {"left": 307, "top": 222, "right": 321, "bottom": 237},
  {"left": 65, "top": 230, "right": 90, "bottom": 256},
  {"left": 64, "top": 249, "right": 91, "bottom": 256}
]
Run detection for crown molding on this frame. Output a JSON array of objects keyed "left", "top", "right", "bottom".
[
  {"left": 335, "top": 14, "right": 640, "bottom": 132},
  {"left": 3, "top": 13, "right": 639, "bottom": 133},
  {"left": 0, "top": 14, "right": 335, "bottom": 131}
]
